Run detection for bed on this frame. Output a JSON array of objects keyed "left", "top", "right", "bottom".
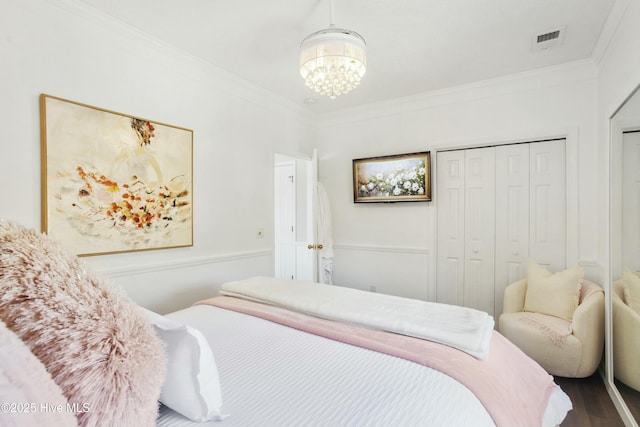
[
  {"left": 0, "top": 222, "right": 572, "bottom": 427},
  {"left": 155, "top": 277, "right": 572, "bottom": 427}
]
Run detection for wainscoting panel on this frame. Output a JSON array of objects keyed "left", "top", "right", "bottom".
[
  {"left": 93, "top": 250, "right": 273, "bottom": 314},
  {"left": 331, "top": 244, "right": 432, "bottom": 301}
]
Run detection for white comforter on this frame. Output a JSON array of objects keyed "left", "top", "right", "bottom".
[
  {"left": 221, "top": 276, "right": 495, "bottom": 359},
  {"left": 158, "top": 304, "right": 498, "bottom": 427}
]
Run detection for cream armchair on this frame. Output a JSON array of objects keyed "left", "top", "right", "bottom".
[
  {"left": 612, "top": 280, "right": 640, "bottom": 391},
  {"left": 498, "top": 279, "right": 604, "bottom": 378}
]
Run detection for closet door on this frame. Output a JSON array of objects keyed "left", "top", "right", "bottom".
[
  {"left": 494, "top": 144, "right": 530, "bottom": 316},
  {"left": 463, "top": 147, "right": 496, "bottom": 315},
  {"left": 436, "top": 139, "right": 566, "bottom": 317},
  {"left": 528, "top": 140, "right": 566, "bottom": 271},
  {"left": 622, "top": 132, "right": 640, "bottom": 270},
  {"left": 436, "top": 150, "right": 465, "bottom": 306}
]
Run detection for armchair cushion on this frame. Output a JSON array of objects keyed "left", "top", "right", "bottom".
[
  {"left": 612, "top": 281, "right": 640, "bottom": 391},
  {"left": 523, "top": 262, "right": 582, "bottom": 321},
  {"left": 498, "top": 312, "right": 582, "bottom": 377}
]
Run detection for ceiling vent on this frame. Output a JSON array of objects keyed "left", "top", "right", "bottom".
[{"left": 532, "top": 27, "right": 565, "bottom": 51}]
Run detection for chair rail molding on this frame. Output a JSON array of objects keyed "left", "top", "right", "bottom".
[{"left": 95, "top": 249, "right": 272, "bottom": 278}]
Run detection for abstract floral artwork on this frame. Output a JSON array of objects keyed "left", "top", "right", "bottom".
[
  {"left": 352, "top": 151, "right": 431, "bottom": 203},
  {"left": 40, "top": 94, "right": 193, "bottom": 256}
]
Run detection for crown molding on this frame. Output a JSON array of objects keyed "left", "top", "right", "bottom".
[
  {"left": 591, "top": 0, "right": 631, "bottom": 65},
  {"left": 45, "top": 0, "right": 316, "bottom": 125},
  {"left": 317, "top": 59, "right": 599, "bottom": 127}
]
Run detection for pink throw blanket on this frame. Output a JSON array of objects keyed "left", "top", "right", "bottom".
[{"left": 197, "top": 296, "right": 556, "bottom": 427}]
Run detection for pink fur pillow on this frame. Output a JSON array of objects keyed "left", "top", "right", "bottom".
[{"left": 0, "top": 221, "right": 166, "bottom": 427}]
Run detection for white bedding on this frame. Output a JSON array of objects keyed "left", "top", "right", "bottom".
[
  {"left": 220, "top": 276, "right": 494, "bottom": 359},
  {"left": 157, "top": 304, "right": 571, "bottom": 427}
]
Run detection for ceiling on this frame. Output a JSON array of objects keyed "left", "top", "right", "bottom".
[{"left": 76, "top": 0, "right": 616, "bottom": 114}]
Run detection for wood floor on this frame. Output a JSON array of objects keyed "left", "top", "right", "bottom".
[
  {"left": 616, "top": 380, "right": 640, "bottom": 423},
  {"left": 554, "top": 374, "right": 625, "bottom": 426}
]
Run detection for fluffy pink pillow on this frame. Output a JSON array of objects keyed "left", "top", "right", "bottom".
[{"left": 0, "top": 221, "right": 166, "bottom": 427}]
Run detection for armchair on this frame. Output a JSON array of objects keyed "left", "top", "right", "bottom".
[
  {"left": 498, "top": 278, "right": 604, "bottom": 378},
  {"left": 612, "top": 280, "right": 640, "bottom": 391}
]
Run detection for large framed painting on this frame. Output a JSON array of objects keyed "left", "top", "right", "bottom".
[
  {"left": 353, "top": 151, "right": 431, "bottom": 203},
  {"left": 40, "top": 94, "right": 193, "bottom": 256}
]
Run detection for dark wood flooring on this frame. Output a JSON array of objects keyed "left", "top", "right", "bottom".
[
  {"left": 616, "top": 380, "right": 640, "bottom": 423},
  {"left": 554, "top": 374, "right": 626, "bottom": 426}
]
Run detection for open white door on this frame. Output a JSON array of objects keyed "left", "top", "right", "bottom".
[
  {"left": 296, "top": 150, "right": 318, "bottom": 282},
  {"left": 274, "top": 151, "right": 319, "bottom": 282}
]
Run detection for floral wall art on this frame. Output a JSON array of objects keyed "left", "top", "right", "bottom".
[
  {"left": 352, "top": 151, "right": 431, "bottom": 203},
  {"left": 40, "top": 94, "right": 193, "bottom": 256}
]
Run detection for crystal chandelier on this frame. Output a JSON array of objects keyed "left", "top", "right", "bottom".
[{"left": 299, "top": 1, "right": 366, "bottom": 100}]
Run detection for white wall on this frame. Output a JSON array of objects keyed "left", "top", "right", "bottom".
[
  {"left": 3, "top": 0, "right": 634, "bottom": 315},
  {"left": 316, "top": 61, "right": 601, "bottom": 301},
  {"left": 0, "top": 0, "right": 316, "bottom": 313}
]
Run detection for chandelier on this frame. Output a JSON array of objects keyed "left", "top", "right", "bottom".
[{"left": 299, "top": 1, "right": 366, "bottom": 100}]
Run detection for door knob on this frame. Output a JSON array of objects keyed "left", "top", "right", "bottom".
[
  {"left": 317, "top": 244, "right": 323, "bottom": 249},
  {"left": 308, "top": 244, "right": 315, "bottom": 250}
]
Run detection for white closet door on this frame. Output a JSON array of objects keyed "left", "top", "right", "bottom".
[
  {"left": 436, "top": 139, "right": 566, "bottom": 316},
  {"left": 463, "top": 147, "right": 496, "bottom": 315},
  {"left": 494, "top": 144, "right": 530, "bottom": 316},
  {"left": 436, "top": 150, "right": 465, "bottom": 306},
  {"left": 528, "top": 140, "right": 566, "bottom": 271},
  {"left": 622, "top": 132, "right": 640, "bottom": 271}
]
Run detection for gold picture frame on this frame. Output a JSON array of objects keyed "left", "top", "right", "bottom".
[
  {"left": 353, "top": 151, "right": 431, "bottom": 203},
  {"left": 40, "top": 94, "right": 193, "bottom": 256}
]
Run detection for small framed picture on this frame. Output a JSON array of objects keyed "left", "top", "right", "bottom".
[{"left": 353, "top": 151, "right": 431, "bottom": 203}]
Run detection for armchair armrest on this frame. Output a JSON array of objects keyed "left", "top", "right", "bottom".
[
  {"left": 572, "top": 288, "right": 604, "bottom": 376},
  {"left": 613, "top": 295, "right": 640, "bottom": 356},
  {"left": 613, "top": 294, "right": 640, "bottom": 390},
  {"left": 502, "top": 279, "right": 527, "bottom": 313}
]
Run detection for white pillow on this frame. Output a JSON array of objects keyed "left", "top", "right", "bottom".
[
  {"left": 524, "top": 262, "right": 583, "bottom": 321},
  {"left": 144, "top": 308, "right": 226, "bottom": 422}
]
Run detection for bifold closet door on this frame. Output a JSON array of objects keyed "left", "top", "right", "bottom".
[
  {"left": 436, "top": 147, "right": 496, "bottom": 312},
  {"left": 528, "top": 140, "right": 566, "bottom": 271},
  {"left": 494, "top": 144, "right": 530, "bottom": 317},
  {"left": 436, "top": 150, "right": 466, "bottom": 307},
  {"left": 463, "top": 147, "right": 496, "bottom": 316},
  {"left": 622, "top": 132, "right": 640, "bottom": 271},
  {"left": 437, "top": 139, "right": 566, "bottom": 316}
]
